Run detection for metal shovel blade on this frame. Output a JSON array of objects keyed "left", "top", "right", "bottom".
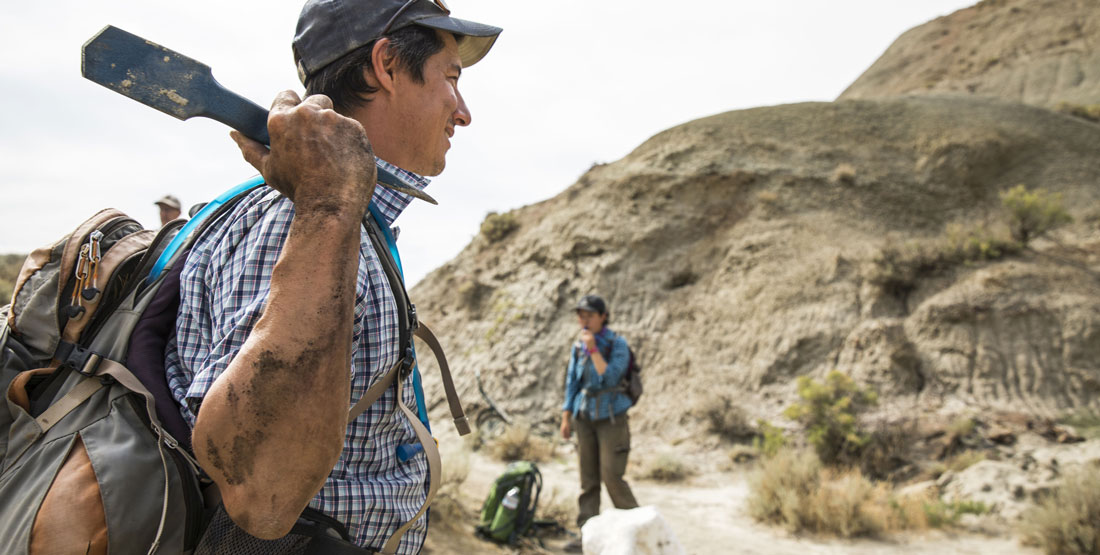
[{"left": 80, "top": 25, "right": 437, "bottom": 204}]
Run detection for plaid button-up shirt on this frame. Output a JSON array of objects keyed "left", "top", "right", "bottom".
[{"left": 164, "top": 160, "right": 429, "bottom": 553}]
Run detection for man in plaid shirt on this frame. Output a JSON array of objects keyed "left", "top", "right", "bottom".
[{"left": 163, "top": 0, "right": 500, "bottom": 551}]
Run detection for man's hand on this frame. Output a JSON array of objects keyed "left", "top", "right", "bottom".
[
  {"left": 231, "top": 91, "right": 376, "bottom": 218},
  {"left": 561, "top": 412, "right": 572, "bottom": 440}
]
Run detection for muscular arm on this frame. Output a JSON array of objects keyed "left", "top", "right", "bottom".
[{"left": 192, "top": 91, "right": 376, "bottom": 539}]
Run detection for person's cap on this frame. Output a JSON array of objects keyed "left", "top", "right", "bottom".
[
  {"left": 575, "top": 295, "right": 607, "bottom": 315},
  {"left": 293, "top": 0, "right": 502, "bottom": 84},
  {"left": 154, "top": 195, "right": 181, "bottom": 210}
]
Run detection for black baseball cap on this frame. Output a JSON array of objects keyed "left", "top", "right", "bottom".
[
  {"left": 575, "top": 295, "right": 607, "bottom": 315},
  {"left": 293, "top": 0, "right": 502, "bottom": 84}
]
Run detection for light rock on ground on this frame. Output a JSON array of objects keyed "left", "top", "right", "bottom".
[{"left": 581, "top": 505, "right": 684, "bottom": 555}]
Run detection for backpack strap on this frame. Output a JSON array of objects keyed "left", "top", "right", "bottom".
[
  {"left": 411, "top": 323, "right": 470, "bottom": 435},
  {"left": 378, "top": 363, "right": 441, "bottom": 554},
  {"left": 355, "top": 201, "right": 468, "bottom": 553}
]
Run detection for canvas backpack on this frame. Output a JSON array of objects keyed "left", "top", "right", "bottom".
[
  {"left": 590, "top": 336, "right": 642, "bottom": 407},
  {"left": 0, "top": 177, "right": 470, "bottom": 554},
  {"left": 622, "top": 346, "right": 643, "bottom": 405},
  {"left": 476, "top": 461, "right": 543, "bottom": 544}
]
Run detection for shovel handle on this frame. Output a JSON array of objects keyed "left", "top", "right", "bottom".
[{"left": 204, "top": 80, "right": 271, "bottom": 145}]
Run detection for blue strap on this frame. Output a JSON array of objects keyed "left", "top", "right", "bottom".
[
  {"left": 147, "top": 175, "right": 266, "bottom": 284},
  {"left": 369, "top": 202, "right": 431, "bottom": 463}
]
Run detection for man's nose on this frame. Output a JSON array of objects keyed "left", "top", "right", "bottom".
[{"left": 454, "top": 90, "right": 471, "bottom": 127}]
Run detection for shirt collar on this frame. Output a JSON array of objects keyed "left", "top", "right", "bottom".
[{"left": 371, "top": 158, "right": 431, "bottom": 228}]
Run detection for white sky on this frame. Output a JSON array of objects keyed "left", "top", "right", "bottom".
[{"left": 0, "top": 0, "right": 976, "bottom": 286}]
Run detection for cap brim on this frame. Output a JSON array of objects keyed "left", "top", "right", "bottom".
[{"left": 414, "top": 15, "right": 501, "bottom": 67}]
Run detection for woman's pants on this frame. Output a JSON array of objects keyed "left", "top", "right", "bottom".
[{"left": 574, "top": 412, "right": 638, "bottom": 527}]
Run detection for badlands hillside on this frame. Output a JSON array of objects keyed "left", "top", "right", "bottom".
[
  {"left": 840, "top": 0, "right": 1100, "bottom": 108},
  {"left": 411, "top": 0, "right": 1100, "bottom": 443}
]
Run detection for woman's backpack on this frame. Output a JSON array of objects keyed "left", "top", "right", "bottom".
[{"left": 476, "top": 461, "right": 543, "bottom": 544}]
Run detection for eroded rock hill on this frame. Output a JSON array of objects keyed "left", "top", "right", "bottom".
[
  {"left": 839, "top": 0, "right": 1100, "bottom": 108},
  {"left": 412, "top": 95, "right": 1100, "bottom": 439}
]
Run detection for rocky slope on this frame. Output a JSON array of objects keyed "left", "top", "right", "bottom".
[
  {"left": 839, "top": 0, "right": 1100, "bottom": 108},
  {"left": 411, "top": 94, "right": 1100, "bottom": 439}
]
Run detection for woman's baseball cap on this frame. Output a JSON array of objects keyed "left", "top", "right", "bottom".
[
  {"left": 575, "top": 295, "right": 608, "bottom": 315},
  {"left": 293, "top": 0, "right": 502, "bottom": 84}
]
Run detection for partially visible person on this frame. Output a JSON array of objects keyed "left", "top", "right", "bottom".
[
  {"left": 560, "top": 294, "right": 639, "bottom": 549},
  {"left": 163, "top": 0, "right": 501, "bottom": 552},
  {"left": 154, "top": 194, "right": 182, "bottom": 225}
]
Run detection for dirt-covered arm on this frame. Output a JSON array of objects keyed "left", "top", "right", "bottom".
[{"left": 192, "top": 91, "right": 375, "bottom": 539}]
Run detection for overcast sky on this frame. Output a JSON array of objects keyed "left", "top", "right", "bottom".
[{"left": 1, "top": 0, "right": 976, "bottom": 286}]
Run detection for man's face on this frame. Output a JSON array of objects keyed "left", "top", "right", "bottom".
[
  {"left": 159, "top": 204, "right": 180, "bottom": 225},
  {"left": 387, "top": 31, "right": 469, "bottom": 176}
]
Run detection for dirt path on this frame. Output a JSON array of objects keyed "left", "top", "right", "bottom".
[{"left": 424, "top": 440, "right": 1038, "bottom": 555}]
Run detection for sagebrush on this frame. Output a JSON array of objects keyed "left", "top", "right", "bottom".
[
  {"left": 480, "top": 211, "right": 519, "bottom": 243},
  {"left": 488, "top": 420, "right": 554, "bottom": 463},
  {"left": 639, "top": 453, "right": 693, "bottom": 482},
  {"left": 999, "top": 184, "right": 1073, "bottom": 246},
  {"left": 748, "top": 447, "right": 985, "bottom": 538},
  {"left": 784, "top": 371, "right": 877, "bottom": 466},
  {"left": 1022, "top": 464, "right": 1100, "bottom": 555}
]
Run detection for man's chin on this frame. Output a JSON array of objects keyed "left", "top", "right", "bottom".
[{"left": 422, "top": 159, "right": 446, "bottom": 177}]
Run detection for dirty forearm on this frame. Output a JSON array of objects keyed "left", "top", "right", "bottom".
[{"left": 194, "top": 207, "right": 361, "bottom": 539}]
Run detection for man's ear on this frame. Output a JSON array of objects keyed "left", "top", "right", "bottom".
[{"left": 366, "top": 38, "right": 399, "bottom": 96}]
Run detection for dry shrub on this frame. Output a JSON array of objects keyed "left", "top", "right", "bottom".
[
  {"left": 480, "top": 211, "right": 519, "bottom": 243},
  {"left": 748, "top": 447, "right": 978, "bottom": 538},
  {"left": 1055, "top": 101, "right": 1100, "bottom": 123},
  {"left": 639, "top": 453, "right": 694, "bottom": 482},
  {"left": 747, "top": 447, "right": 823, "bottom": 532},
  {"left": 1021, "top": 464, "right": 1100, "bottom": 555},
  {"left": 860, "top": 418, "right": 918, "bottom": 482},
  {"left": 830, "top": 163, "right": 857, "bottom": 185},
  {"left": 488, "top": 420, "right": 554, "bottom": 463},
  {"left": 537, "top": 486, "right": 577, "bottom": 527},
  {"left": 664, "top": 268, "right": 698, "bottom": 290},
  {"left": 868, "top": 222, "right": 1018, "bottom": 299},
  {"left": 700, "top": 394, "right": 756, "bottom": 442},
  {"left": 945, "top": 450, "right": 986, "bottom": 473},
  {"left": 728, "top": 444, "right": 758, "bottom": 465},
  {"left": 430, "top": 449, "right": 472, "bottom": 529},
  {"left": 756, "top": 190, "right": 779, "bottom": 205}
]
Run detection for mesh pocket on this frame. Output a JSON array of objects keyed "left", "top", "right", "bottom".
[{"left": 194, "top": 505, "right": 311, "bottom": 555}]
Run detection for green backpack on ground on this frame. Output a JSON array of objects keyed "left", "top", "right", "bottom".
[{"left": 477, "top": 461, "right": 543, "bottom": 544}]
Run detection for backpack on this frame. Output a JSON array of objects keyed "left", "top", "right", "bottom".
[
  {"left": 593, "top": 337, "right": 642, "bottom": 406},
  {"left": 0, "top": 198, "right": 223, "bottom": 554},
  {"left": 622, "top": 346, "right": 643, "bottom": 405},
  {"left": 476, "top": 461, "right": 543, "bottom": 544},
  {"left": 0, "top": 177, "right": 470, "bottom": 554}
]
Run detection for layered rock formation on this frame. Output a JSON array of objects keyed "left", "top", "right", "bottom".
[
  {"left": 411, "top": 0, "right": 1100, "bottom": 439},
  {"left": 840, "top": 0, "right": 1100, "bottom": 108}
]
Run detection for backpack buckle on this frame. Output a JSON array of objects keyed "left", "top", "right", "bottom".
[
  {"left": 409, "top": 303, "right": 419, "bottom": 332},
  {"left": 56, "top": 342, "right": 98, "bottom": 377},
  {"left": 400, "top": 347, "right": 415, "bottom": 380}
]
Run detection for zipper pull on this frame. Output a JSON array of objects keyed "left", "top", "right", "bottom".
[
  {"left": 81, "top": 230, "right": 103, "bottom": 301},
  {"left": 67, "top": 244, "right": 90, "bottom": 319}
]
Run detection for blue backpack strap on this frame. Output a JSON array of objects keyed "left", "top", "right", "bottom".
[
  {"left": 147, "top": 175, "right": 266, "bottom": 284},
  {"left": 366, "top": 202, "right": 431, "bottom": 463}
]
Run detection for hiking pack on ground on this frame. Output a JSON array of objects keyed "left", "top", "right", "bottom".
[
  {"left": 0, "top": 178, "right": 469, "bottom": 554},
  {"left": 476, "top": 460, "right": 543, "bottom": 544}
]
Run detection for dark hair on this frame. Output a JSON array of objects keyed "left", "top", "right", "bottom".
[{"left": 303, "top": 25, "right": 445, "bottom": 114}]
